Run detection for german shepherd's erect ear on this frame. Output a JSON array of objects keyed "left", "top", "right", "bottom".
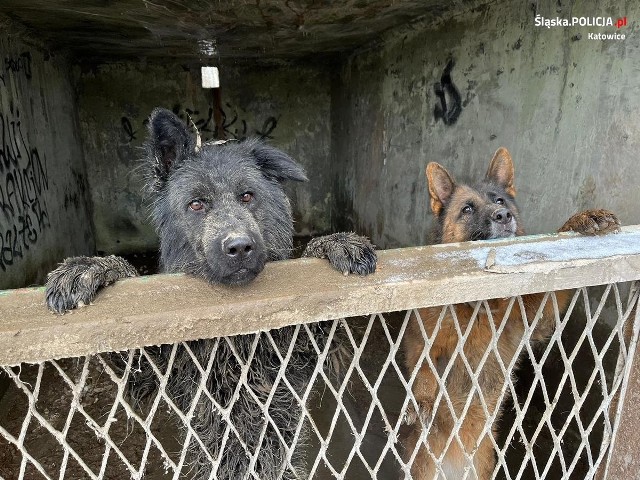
[
  {"left": 426, "top": 162, "right": 456, "bottom": 215},
  {"left": 486, "top": 147, "right": 516, "bottom": 198}
]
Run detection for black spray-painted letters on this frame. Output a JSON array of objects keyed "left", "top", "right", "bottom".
[
  {"left": 434, "top": 58, "right": 462, "bottom": 126},
  {"left": 0, "top": 95, "right": 50, "bottom": 271}
]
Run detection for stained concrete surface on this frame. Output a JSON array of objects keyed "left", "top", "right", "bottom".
[
  {"left": 0, "top": 32, "right": 95, "bottom": 290},
  {"left": 2, "top": 227, "right": 639, "bottom": 366},
  {"left": 0, "top": 0, "right": 490, "bottom": 63},
  {"left": 333, "top": 0, "right": 640, "bottom": 249}
]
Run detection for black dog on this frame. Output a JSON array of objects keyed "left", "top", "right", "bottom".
[{"left": 45, "top": 108, "right": 376, "bottom": 479}]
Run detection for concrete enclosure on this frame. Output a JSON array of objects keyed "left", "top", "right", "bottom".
[
  {"left": 1, "top": 0, "right": 639, "bottom": 284},
  {"left": 1, "top": 2, "right": 639, "bottom": 479}
]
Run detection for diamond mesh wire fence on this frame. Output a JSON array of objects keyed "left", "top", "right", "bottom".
[{"left": 1, "top": 280, "right": 638, "bottom": 480}]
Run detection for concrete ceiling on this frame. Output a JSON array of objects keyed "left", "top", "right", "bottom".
[{"left": 0, "top": 0, "right": 476, "bottom": 63}]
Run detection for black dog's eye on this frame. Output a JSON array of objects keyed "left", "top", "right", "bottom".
[
  {"left": 240, "top": 192, "right": 254, "bottom": 203},
  {"left": 461, "top": 204, "right": 473, "bottom": 214},
  {"left": 189, "top": 200, "right": 205, "bottom": 211},
  {"left": 495, "top": 197, "right": 505, "bottom": 205}
]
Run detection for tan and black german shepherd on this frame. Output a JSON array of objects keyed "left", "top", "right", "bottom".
[{"left": 402, "top": 147, "right": 620, "bottom": 479}]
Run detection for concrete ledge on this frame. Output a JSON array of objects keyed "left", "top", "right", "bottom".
[{"left": 1, "top": 226, "right": 640, "bottom": 366}]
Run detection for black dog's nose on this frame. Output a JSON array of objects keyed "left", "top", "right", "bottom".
[
  {"left": 491, "top": 208, "right": 512, "bottom": 224},
  {"left": 223, "top": 235, "right": 254, "bottom": 258}
]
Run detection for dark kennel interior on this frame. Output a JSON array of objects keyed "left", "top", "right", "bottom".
[{"left": 1, "top": 0, "right": 639, "bottom": 479}]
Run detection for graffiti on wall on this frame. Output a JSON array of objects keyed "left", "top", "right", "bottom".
[
  {"left": 433, "top": 58, "right": 462, "bottom": 126},
  {"left": 0, "top": 56, "right": 50, "bottom": 272},
  {"left": 4, "top": 52, "right": 32, "bottom": 80},
  {"left": 121, "top": 116, "right": 137, "bottom": 142},
  {"left": 121, "top": 103, "right": 279, "bottom": 143}
]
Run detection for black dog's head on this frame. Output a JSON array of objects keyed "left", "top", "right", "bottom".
[
  {"left": 144, "top": 108, "right": 308, "bottom": 285},
  {"left": 427, "top": 147, "right": 524, "bottom": 244}
]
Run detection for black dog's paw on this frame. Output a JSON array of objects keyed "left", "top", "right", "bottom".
[
  {"left": 303, "top": 232, "right": 377, "bottom": 275},
  {"left": 558, "top": 209, "right": 621, "bottom": 236},
  {"left": 46, "top": 255, "right": 138, "bottom": 314}
]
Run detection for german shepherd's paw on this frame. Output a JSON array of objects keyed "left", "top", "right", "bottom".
[
  {"left": 558, "top": 209, "right": 621, "bottom": 236},
  {"left": 303, "top": 232, "right": 377, "bottom": 275},
  {"left": 46, "top": 255, "right": 138, "bottom": 314},
  {"left": 404, "top": 401, "right": 434, "bottom": 426}
]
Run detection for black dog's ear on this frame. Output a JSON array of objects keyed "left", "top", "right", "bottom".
[
  {"left": 146, "top": 108, "right": 194, "bottom": 188},
  {"left": 251, "top": 141, "right": 308, "bottom": 183}
]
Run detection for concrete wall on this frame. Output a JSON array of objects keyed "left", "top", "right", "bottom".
[
  {"left": 334, "top": 0, "right": 640, "bottom": 249},
  {"left": 5, "top": 0, "right": 637, "bottom": 281},
  {"left": 0, "top": 29, "right": 94, "bottom": 289},
  {"left": 77, "top": 61, "right": 332, "bottom": 255}
]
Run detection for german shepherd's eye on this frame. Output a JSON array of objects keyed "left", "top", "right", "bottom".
[
  {"left": 188, "top": 200, "right": 206, "bottom": 212},
  {"left": 495, "top": 197, "right": 505, "bottom": 205},
  {"left": 461, "top": 205, "right": 474, "bottom": 214},
  {"left": 240, "top": 192, "right": 254, "bottom": 203}
]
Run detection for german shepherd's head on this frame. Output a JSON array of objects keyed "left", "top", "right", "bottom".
[{"left": 427, "top": 147, "right": 525, "bottom": 244}]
